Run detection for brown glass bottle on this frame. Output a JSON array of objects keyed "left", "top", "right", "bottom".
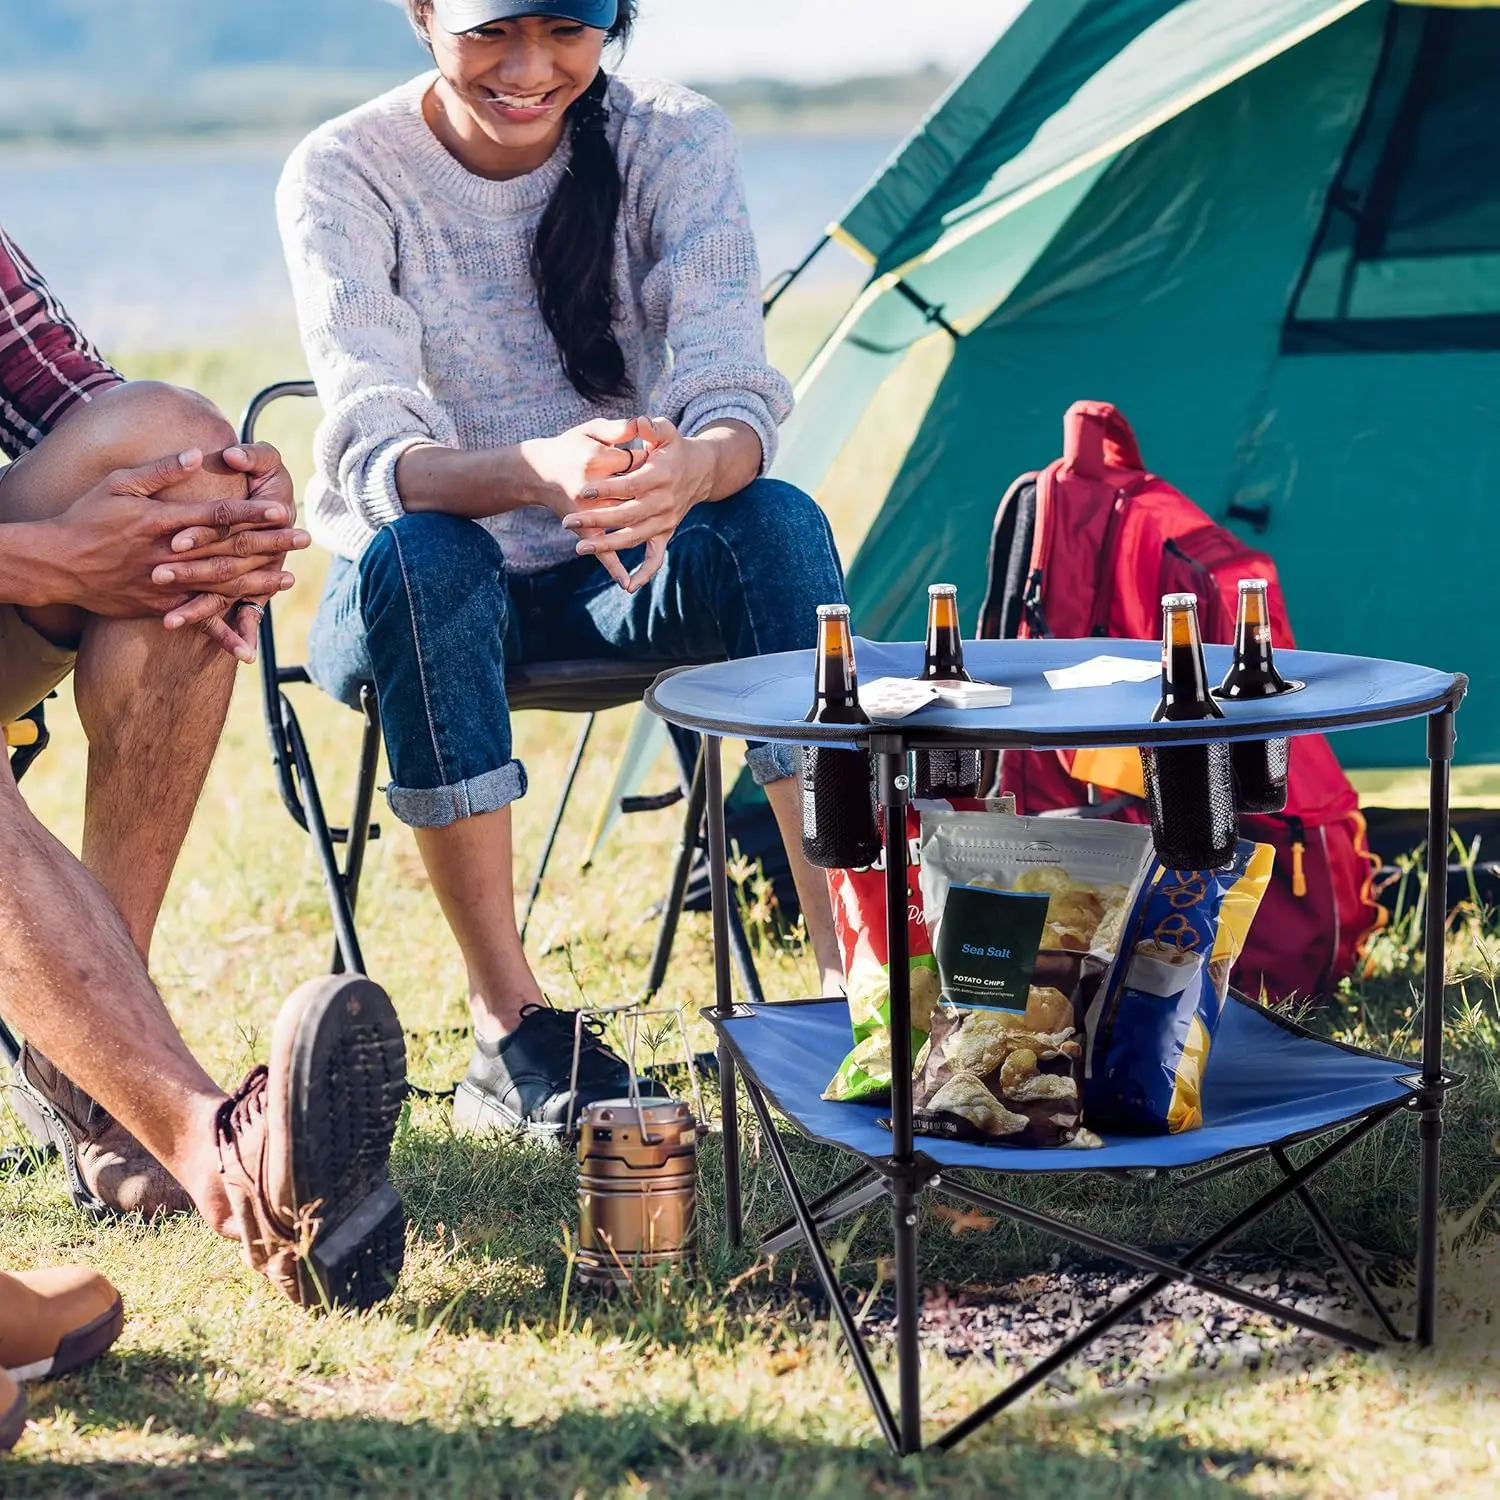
[
  {"left": 1215, "top": 578, "right": 1290, "bottom": 815},
  {"left": 801, "top": 605, "right": 880, "bottom": 869},
  {"left": 1139, "top": 593, "right": 1237, "bottom": 870},
  {"left": 913, "top": 583, "right": 980, "bottom": 798}
]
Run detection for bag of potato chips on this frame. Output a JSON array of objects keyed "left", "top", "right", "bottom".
[
  {"left": 1082, "top": 842, "right": 1275, "bottom": 1134},
  {"left": 911, "top": 812, "right": 1155, "bottom": 1147},
  {"left": 823, "top": 797, "right": 1013, "bottom": 1104}
]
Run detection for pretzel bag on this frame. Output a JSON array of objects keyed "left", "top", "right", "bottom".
[
  {"left": 911, "top": 812, "right": 1154, "bottom": 1147},
  {"left": 1082, "top": 842, "right": 1275, "bottom": 1134}
]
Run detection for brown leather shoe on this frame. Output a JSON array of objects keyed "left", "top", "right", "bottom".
[
  {"left": 216, "top": 975, "right": 407, "bottom": 1311},
  {"left": 10, "top": 1046, "right": 192, "bottom": 1220},
  {"left": 0, "top": 1267, "right": 123, "bottom": 1381},
  {"left": 0, "top": 1371, "right": 23, "bottom": 1453}
]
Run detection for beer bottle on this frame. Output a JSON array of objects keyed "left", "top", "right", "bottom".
[
  {"left": 1215, "top": 578, "right": 1290, "bottom": 815},
  {"left": 1139, "top": 593, "right": 1237, "bottom": 870},
  {"left": 801, "top": 604, "right": 881, "bottom": 869},
  {"left": 913, "top": 583, "right": 980, "bottom": 799}
]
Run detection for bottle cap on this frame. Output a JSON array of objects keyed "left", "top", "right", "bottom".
[
  {"left": 927, "top": 583, "right": 958, "bottom": 596},
  {"left": 1160, "top": 592, "right": 1198, "bottom": 610},
  {"left": 1237, "top": 578, "right": 1269, "bottom": 592},
  {"left": 816, "top": 603, "right": 851, "bottom": 619}
]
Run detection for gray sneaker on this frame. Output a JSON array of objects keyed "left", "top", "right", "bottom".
[{"left": 452, "top": 1005, "right": 667, "bottom": 1144}]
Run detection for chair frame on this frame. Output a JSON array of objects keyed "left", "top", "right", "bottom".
[
  {"left": 242, "top": 380, "right": 766, "bottom": 1001},
  {"left": 669, "top": 678, "right": 1467, "bottom": 1457}
]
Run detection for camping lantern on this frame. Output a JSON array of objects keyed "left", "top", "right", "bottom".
[{"left": 576, "top": 1097, "right": 701, "bottom": 1287}]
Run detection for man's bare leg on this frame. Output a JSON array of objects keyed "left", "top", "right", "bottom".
[
  {"left": 0, "top": 766, "right": 232, "bottom": 1228},
  {"left": 0, "top": 381, "right": 244, "bottom": 957},
  {"left": 0, "top": 762, "right": 409, "bottom": 1311},
  {"left": 763, "top": 773, "right": 844, "bottom": 994}
]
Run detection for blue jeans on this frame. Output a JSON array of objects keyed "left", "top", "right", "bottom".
[{"left": 307, "top": 479, "right": 845, "bottom": 828}]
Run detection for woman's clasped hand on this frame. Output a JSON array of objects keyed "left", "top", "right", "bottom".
[{"left": 552, "top": 414, "right": 712, "bottom": 593}]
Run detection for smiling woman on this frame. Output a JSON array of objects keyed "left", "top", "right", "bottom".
[
  {"left": 405, "top": 0, "right": 636, "bottom": 400},
  {"left": 276, "top": 0, "right": 851, "bottom": 1142}
]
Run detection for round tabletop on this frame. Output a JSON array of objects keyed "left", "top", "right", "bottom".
[{"left": 645, "top": 638, "right": 1465, "bottom": 752}]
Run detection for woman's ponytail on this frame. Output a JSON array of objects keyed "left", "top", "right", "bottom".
[{"left": 532, "top": 66, "right": 630, "bottom": 402}]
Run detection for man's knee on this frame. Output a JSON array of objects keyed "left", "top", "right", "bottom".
[
  {"left": 85, "top": 381, "right": 235, "bottom": 466},
  {"left": 0, "top": 380, "right": 240, "bottom": 526}
]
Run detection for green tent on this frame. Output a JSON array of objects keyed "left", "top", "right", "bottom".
[{"left": 776, "top": 0, "right": 1500, "bottom": 768}]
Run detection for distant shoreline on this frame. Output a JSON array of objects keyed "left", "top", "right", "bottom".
[
  {"left": 0, "top": 113, "right": 910, "bottom": 151},
  {"left": 0, "top": 63, "right": 948, "bottom": 149}
]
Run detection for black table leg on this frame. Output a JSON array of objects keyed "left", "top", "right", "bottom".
[
  {"left": 875, "top": 737, "right": 922, "bottom": 1455},
  {"left": 1417, "top": 705, "right": 1455, "bottom": 1346},
  {"left": 705, "top": 736, "right": 743, "bottom": 1249}
]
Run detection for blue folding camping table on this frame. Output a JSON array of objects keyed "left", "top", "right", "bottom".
[{"left": 645, "top": 637, "right": 1467, "bottom": 1456}]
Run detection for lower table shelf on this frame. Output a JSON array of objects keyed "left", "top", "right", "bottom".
[{"left": 710, "top": 995, "right": 1420, "bottom": 1176}]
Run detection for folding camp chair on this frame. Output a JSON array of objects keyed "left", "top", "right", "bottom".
[
  {"left": 242, "top": 380, "right": 766, "bottom": 1004},
  {"left": 647, "top": 636, "right": 1467, "bottom": 1456}
]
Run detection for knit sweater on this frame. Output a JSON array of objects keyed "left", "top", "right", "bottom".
[{"left": 276, "top": 71, "right": 793, "bottom": 568}]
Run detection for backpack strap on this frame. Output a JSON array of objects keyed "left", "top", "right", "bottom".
[{"left": 978, "top": 471, "right": 1039, "bottom": 640}]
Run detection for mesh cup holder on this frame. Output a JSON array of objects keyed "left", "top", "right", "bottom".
[
  {"left": 1231, "top": 736, "right": 1290, "bottom": 815},
  {"left": 1142, "top": 741, "right": 1238, "bottom": 871}
]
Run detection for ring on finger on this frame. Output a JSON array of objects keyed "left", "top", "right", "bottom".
[{"left": 235, "top": 599, "right": 266, "bottom": 622}]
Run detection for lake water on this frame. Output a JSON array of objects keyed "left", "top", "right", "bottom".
[{"left": 0, "top": 131, "right": 895, "bottom": 352}]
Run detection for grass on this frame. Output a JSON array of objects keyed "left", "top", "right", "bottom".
[{"left": 1, "top": 311, "right": 1498, "bottom": 1495}]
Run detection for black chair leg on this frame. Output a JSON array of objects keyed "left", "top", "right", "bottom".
[
  {"left": 281, "top": 697, "right": 368, "bottom": 977},
  {"left": 643, "top": 747, "right": 767, "bottom": 1005},
  {"left": 643, "top": 747, "right": 708, "bottom": 998},
  {"left": 726, "top": 900, "right": 768, "bottom": 1006},
  {"left": 521, "top": 712, "right": 594, "bottom": 944},
  {"left": 330, "top": 689, "right": 382, "bottom": 976}
]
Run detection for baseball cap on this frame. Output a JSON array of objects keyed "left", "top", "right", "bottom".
[{"left": 431, "top": 0, "right": 619, "bottom": 31}]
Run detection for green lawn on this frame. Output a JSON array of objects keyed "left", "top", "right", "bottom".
[{"left": 1, "top": 318, "right": 1498, "bottom": 1496}]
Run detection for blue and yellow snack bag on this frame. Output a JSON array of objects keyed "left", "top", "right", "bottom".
[
  {"left": 1082, "top": 842, "right": 1275, "bottom": 1134},
  {"left": 910, "top": 812, "right": 1155, "bottom": 1148}
]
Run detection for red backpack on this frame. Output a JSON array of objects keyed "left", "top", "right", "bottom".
[{"left": 979, "top": 402, "right": 1383, "bottom": 1002}]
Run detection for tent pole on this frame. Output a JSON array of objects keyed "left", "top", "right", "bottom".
[
  {"left": 1416, "top": 703, "right": 1455, "bottom": 1346},
  {"left": 762, "top": 234, "right": 832, "bottom": 317}
]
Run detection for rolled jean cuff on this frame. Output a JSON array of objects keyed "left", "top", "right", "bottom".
[
  {"left": 745, "top": 741, "right": 800, "bottom": 786},
  {"left": 385, "top": 760, "right": 528, "bottom": 829}
]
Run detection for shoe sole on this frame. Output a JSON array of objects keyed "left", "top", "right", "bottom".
[
  {"left": 272, "top": 976, "right": 408, "bottom": 1312},
  {"left": 3, "top": 1296, "right": 124, "bottom": 1384},
  {"left": 451, "top": 1079, "right": 579, "bottom": 1146},
  {"left": 0, "top": 1384, "right": 22, "bottom": 1453}
]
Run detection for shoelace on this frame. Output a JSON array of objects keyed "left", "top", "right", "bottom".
[
  {"left": 214, "top": 1065, "right": 269, "bottom": 1173},
  {"left": 518, "top": 1004, "right": 618, "bottom": 1066}
]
